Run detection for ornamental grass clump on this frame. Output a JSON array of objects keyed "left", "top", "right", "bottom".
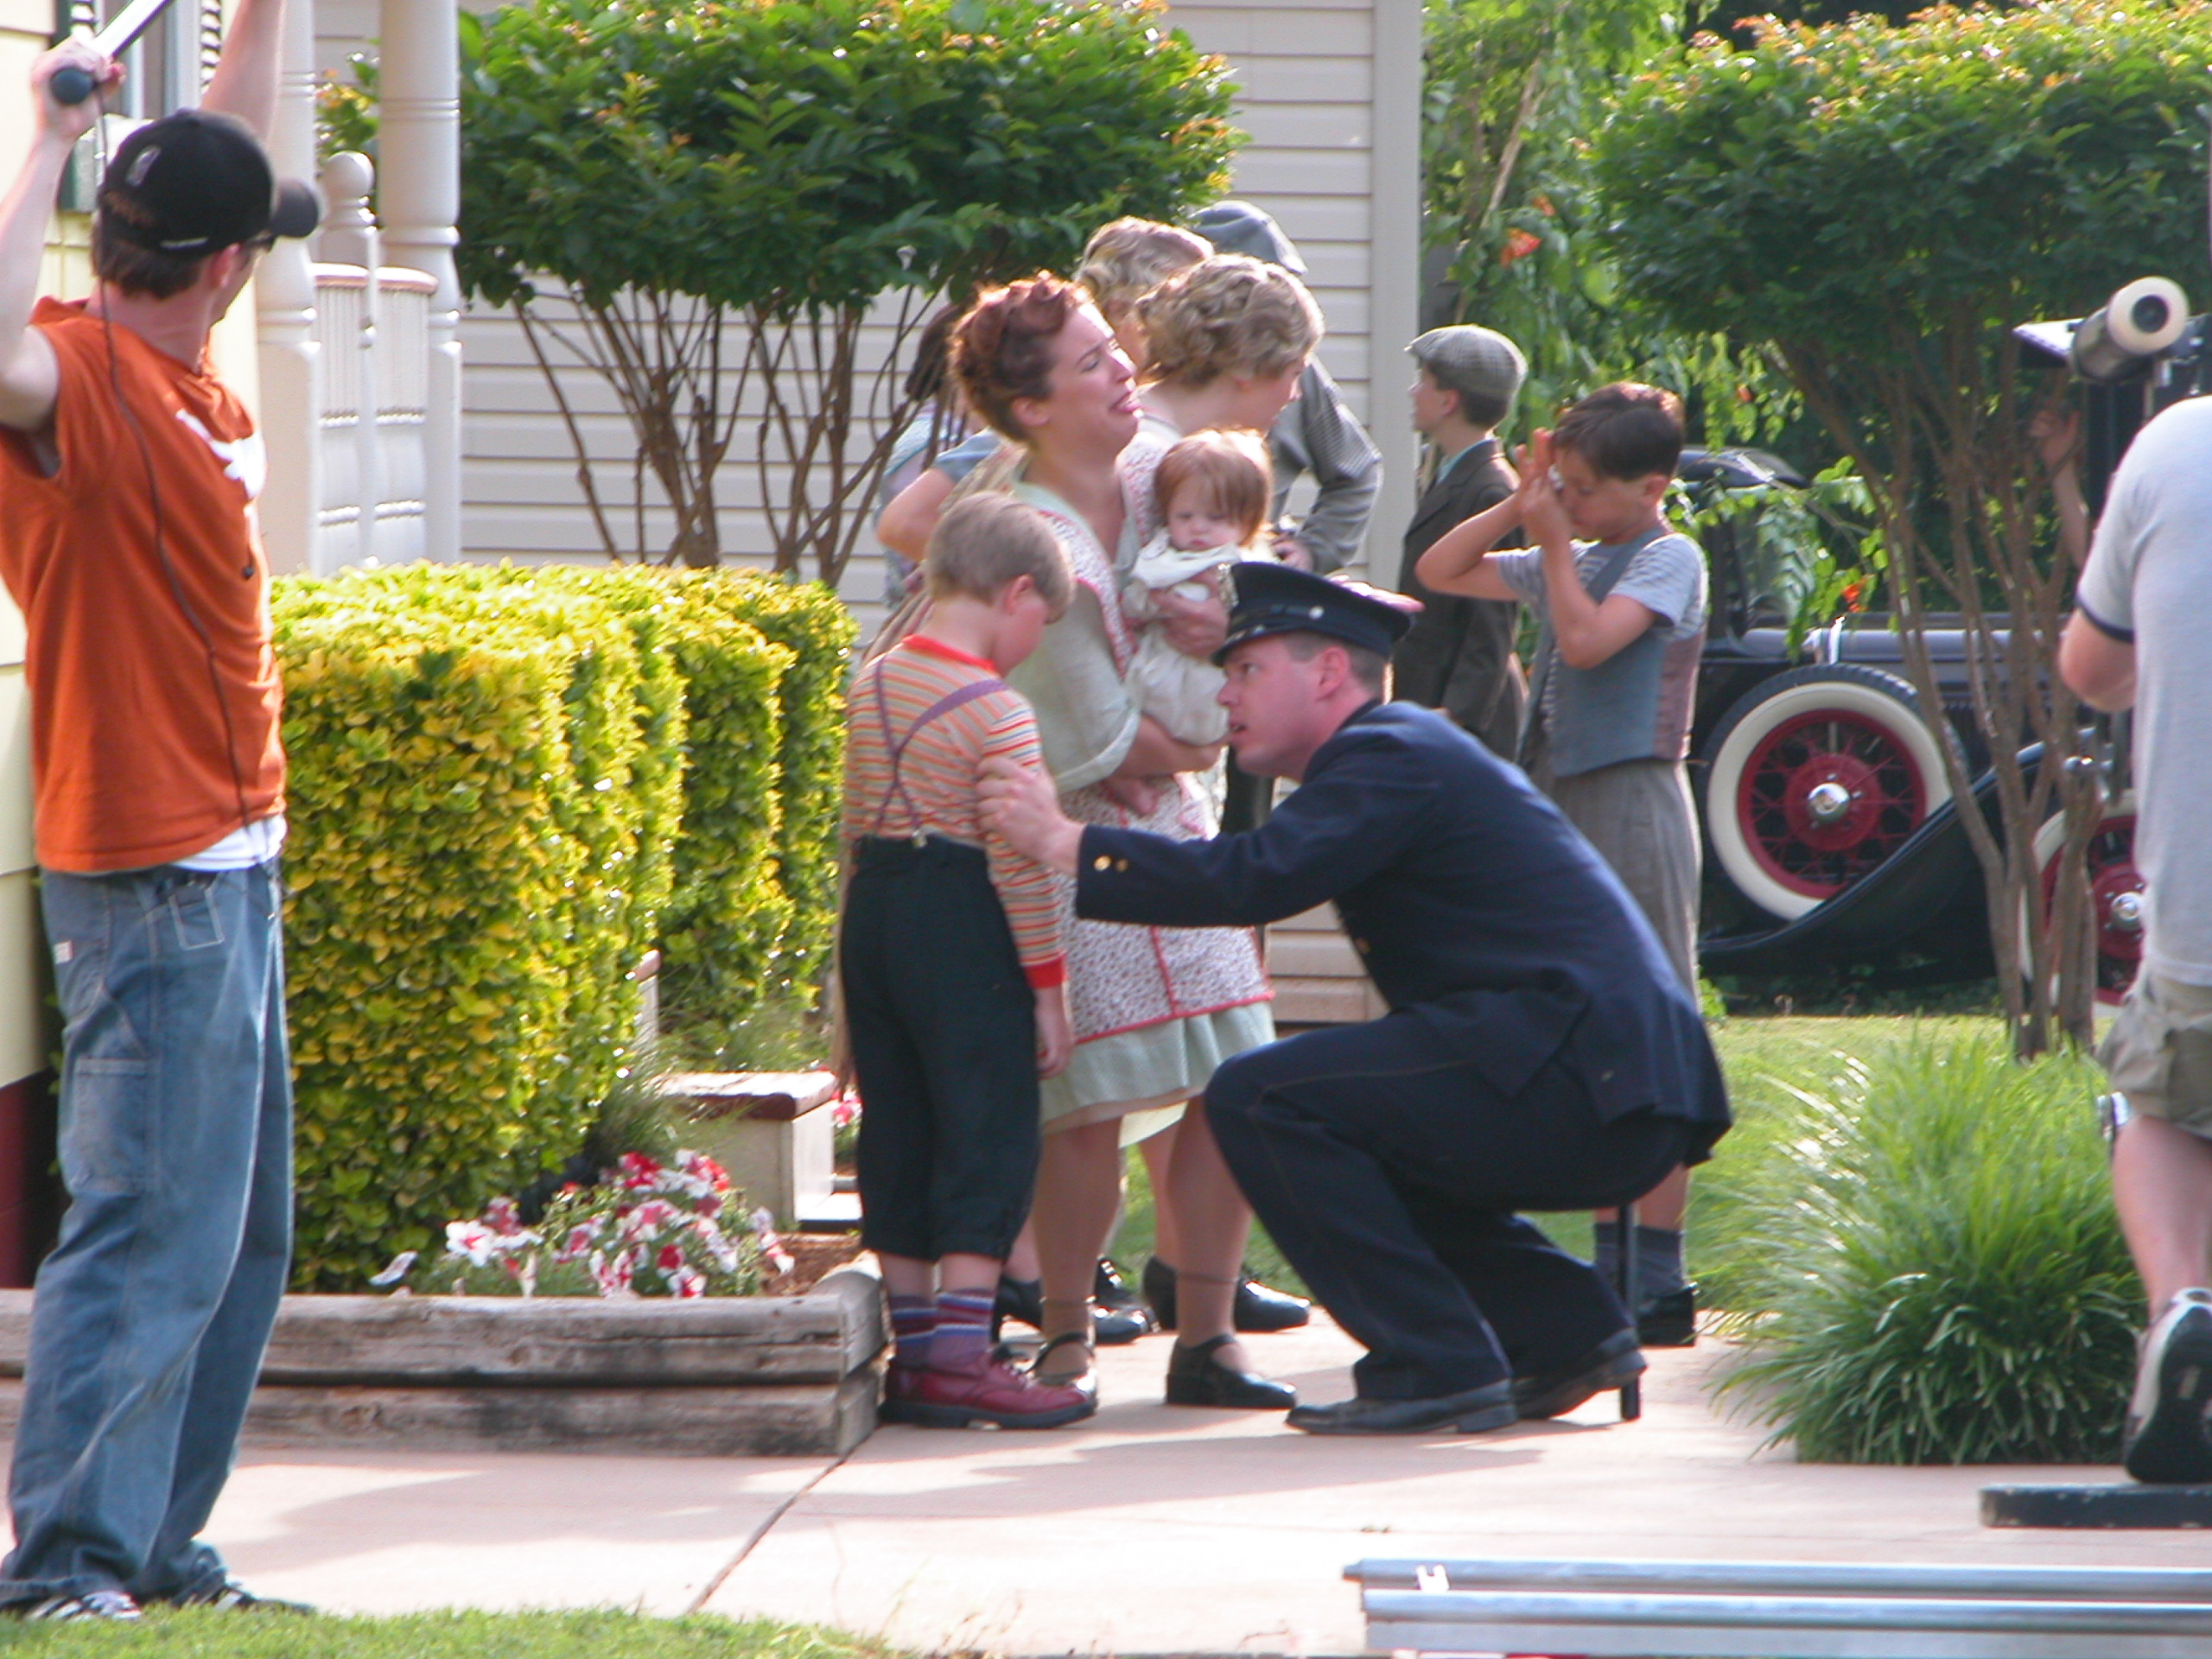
[{"left": 1711, "top": 1029, "right": 2136, "bottom": 1464}]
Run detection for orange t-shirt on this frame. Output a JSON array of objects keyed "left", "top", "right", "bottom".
[{"left": 0, "top": 299, "right": 285, "bottom": 873}]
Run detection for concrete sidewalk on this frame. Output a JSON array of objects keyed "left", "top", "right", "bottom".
[{"left": 71, "top": 1316, "right": 2191, "bottom": 1654}]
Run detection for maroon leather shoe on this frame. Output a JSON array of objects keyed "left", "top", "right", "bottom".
[{"left": 880, "top": 1354, "right": 1096, "bottom": 1429}]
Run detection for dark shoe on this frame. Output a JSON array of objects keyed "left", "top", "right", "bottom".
[
  {"left": 1287, "top": 1381, "right": 1516, "bottom": 1436},
  {"left": 1637, "top": 1285, "right": 1699, "bottom": 1348},
  {"left": 1094, "top": 1257, "right": 1147, "bottom": 1311},
  {"left": 1164, "top": 1333, "right": 1298, "bottom": 1409},
  {"left": 168, "top": 1579, "right": 315, "bottom": 1613},
  {"left": 1512, "top": 1330, "right": 1646, "bottom": 1421},
  {"left": 1143, "top": 1256, "right": 1313, "bottom": 1333},
  {"left": 1030, "top": 1330, "right": 1099, "bottom": 1395},
  {"left": 2125, "top": 1287, "right": 2212, "bottom": 1484},
  {"left": 16, "top": 1590, "right": 141, "bottom": 1622},
  {"left": 997, "top": 1274, "right": 1151, "bottom": 1344},
  {"left": 880, "top": 1352, "right": 1095, "bottom": 1429}
]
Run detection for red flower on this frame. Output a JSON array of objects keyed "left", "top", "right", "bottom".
[
  {"left": 1842, "top": 582, "right": 1865, "bottom": 612},
  {"left": 658, "top": 1243, "right": 684, "bottom": 1272},
  {"left": 1531, "top": 193, "right": 1557, "bottom": 218},
  {"left": 618, "top": 1152, "right": 663, "bottom": 1189},
  {"left": 1500, "top": 228, "right": 1542, "bottom": 267}
]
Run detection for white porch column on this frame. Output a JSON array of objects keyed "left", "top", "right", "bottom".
[
  {"left": 1370, "top": 0, "right": 1423, "bottom": 579},
  {"left": 251, "top": 0, "right": 323, "bottom": 575},
  {"left": 377, "top": 0, "right": 462, "bottom": 562}
]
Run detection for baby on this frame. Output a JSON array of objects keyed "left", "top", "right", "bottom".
[{"left": 1127, "top": 429, "right": 1274, "bottom": 747}]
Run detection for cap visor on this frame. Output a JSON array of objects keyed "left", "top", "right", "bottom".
[{"left": 269, "top": 179, "right": 322, "bottom": 240}]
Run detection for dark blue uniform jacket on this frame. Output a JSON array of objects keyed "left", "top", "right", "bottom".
[{"left": 1077, "top": 702, "right": 1731, "bottom": 1156}]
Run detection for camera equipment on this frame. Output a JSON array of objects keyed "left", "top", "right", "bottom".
[
  {"left": 2069, "top": 276, "right": 2190, "bottom": 384},
  {"left": 2016, "top": 276, "right": 2210, "bottom": 514}
]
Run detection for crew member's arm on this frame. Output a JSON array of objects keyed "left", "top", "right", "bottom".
[
  {"left": 0, "top": 46, "right": 115, "bottom": 433},
  {"left": 1520, "top": 431, "right": 1660, "bottom": 671},
  {"left": 2059, "top": 608, "right": 2135, "bottom": 712},
  {"left": 200, "top": 0, "right": 288, "bottom": 141},
  {"left": 2062, "top": 451, "right": 2140, "bottom": 714},
  {"left": 981, "top": 734, "right": 1434, "bottom": 927}
]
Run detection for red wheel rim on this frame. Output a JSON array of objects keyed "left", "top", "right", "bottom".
[
  {"left": 2038, "top": 814, "right": 2141, "bottom": 1003},
  {"left": 1736, "top": 707, "right": 1930, "bottom": 899}
]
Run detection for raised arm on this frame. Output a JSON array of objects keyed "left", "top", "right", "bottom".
[
  {"left": 0, "top": 45, "right": 117, "bottom": 432},
  {"left": 200, "top": 0, "right": 288, "bottom": 141},
  {"left": 1414, "top": 493, "right": 1523, "bottom": 601}
]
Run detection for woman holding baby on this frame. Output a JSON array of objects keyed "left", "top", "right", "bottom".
[{"left": 942, "top": 253, "right": 1319, "bottom": 1407}]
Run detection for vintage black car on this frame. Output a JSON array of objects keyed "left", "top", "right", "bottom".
[{"left": 1679, "top": 444, "right": 2145, "bottom": 996}]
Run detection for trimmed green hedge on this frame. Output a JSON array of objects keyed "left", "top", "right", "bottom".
[{"left": 271, "top": 563, "right": 847, "bottom": 1288}]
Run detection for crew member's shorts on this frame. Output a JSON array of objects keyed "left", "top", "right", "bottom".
[{"left": 2098, "top": 971, "right": 2212, "bottom": 1138}]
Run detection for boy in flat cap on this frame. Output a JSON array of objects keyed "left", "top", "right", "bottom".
[
  {"left": 1393, "top": 326, "right": 1529, "bottom": 756},
  {"left": 0, "top": 3, "right": 316, "bottom": 1620},
  {"left": 982, "top": 563, "right": 1729, "bottom": 1434}
]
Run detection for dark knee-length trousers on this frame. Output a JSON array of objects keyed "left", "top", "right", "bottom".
[
  {"left": 1205, "top": 1012, "right": 1688, "bottom": 1401},
  {"left": 841, "top": 836, "right": 1039, "bottom": 1262}
]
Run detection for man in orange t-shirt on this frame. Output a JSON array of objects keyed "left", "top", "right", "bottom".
[{"left": 0, "top": 6, "right": 317, "bottom": 1624}]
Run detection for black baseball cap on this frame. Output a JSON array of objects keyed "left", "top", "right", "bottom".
[
  {"left": 99, "top": 109, "right": 321, "bottom": 256},
  {"left": 1216, "top": 563, "right": 1416, "bottom": 664}
]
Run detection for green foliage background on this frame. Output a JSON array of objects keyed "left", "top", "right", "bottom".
[
  {"left": 455, "top": 0, "right": 1242, "bottom": 316},
  {"left": 273, "top": 566, "right": 847, "bottom": 1288},
  {"left": 1588, "top": 2, "right": 2212, "bottom": 355}
]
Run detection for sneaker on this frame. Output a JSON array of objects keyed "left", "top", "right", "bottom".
[
  {"left": 18, "top": 1589, "right": 142, "bottom": 1621},
  {"left": 170, "top": 1578, "right": 315, "bottom": 1613},
  {"left": 2125, "top": 1287, "right": 2212, "bottom": 1484},
  {"left": 880, "top": 1352, "right": 1096, "bottom": 1429}
]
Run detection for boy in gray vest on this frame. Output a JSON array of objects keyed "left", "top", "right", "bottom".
[{"left": 1414, "top": 383, "right": 1706, "bottom": 1343}]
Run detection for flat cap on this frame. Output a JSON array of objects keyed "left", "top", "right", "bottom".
[
  {"left": 1408, "top": 325, "right": 1526, "bottom": 413},
  {"left": 1217, "top": 563, "right": 1415, "bottom": 664}
]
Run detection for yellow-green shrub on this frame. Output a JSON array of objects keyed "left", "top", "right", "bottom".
[
  {"left": 700, "top": 572, "right": 854, "bottom": 1002},
  {"left": 276, "top": 575, "right": 629, "bottom": 1287},
  {"left": 273, "top": 563, "right": 848, "bottom": 1287}
]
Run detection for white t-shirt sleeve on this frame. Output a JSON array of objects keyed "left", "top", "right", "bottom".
[
  {"left": 1611, "top": 533, "right": 1706, "bottom": 639},
  {"left": 1489, "top": 547, "right": 1547, "bottom": 613},
  {"left": 2077, "top": 467, "right": 2142, "bottom": 641}
]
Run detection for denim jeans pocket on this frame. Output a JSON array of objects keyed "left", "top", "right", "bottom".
[
  {"left": 59, "top": 1056, "right": 153, "bottom": 1195},
  {"left": 162, "top": 874, "right": 226, "bottom": 953}
]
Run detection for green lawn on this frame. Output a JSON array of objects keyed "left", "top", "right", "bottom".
[
  {"left": 1109, "top": 1014, "right": 2013, "bottom": 1297},
  {"left": 0, "top": 1611, "right": 899, "bottom": 1659}
]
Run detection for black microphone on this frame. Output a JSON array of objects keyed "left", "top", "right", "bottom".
[{"left": 51, "top": 66, "right": 95, "bottom": 105}]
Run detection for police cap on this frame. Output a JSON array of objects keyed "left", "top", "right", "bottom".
[{"left": 1216, "top": 562, "right": 1415, "bottom": 665}]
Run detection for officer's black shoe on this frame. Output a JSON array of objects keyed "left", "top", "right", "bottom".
[
  {"left": 996, "top": 1274, "right": 1152, "bottom": 1345},
  {"left": 1511, "top": 1330, "right": 1646, "bottom": 1420},
  {"left": 1143, "top": 1256, "right": 1313, "bottom": 1332},
  {"left": 1636, "top": 1286, "right": 1698, "bottom": 1349},
  {"left": 1164, "top": 1334, "right": 1298, "bottom": 1410},
  {"left": 1287, "top": 1381, "right": 1516, "bottom": 1436}
]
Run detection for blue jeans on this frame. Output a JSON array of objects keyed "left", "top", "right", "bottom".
[{"left": 0, "top": 861, "right": 292, "bottom": 1605}]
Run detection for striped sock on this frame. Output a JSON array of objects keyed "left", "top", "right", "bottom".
[
  {"left": 931, "top": 1289, "right": 997, "bottom": 1370},
  {"left": 888, "top": 1294, "right": 935, "bottom": 1368}
]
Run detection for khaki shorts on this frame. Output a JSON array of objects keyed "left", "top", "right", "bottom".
[{"left": 2098, "top": 972, "right": 2212, "bottom": 1137}]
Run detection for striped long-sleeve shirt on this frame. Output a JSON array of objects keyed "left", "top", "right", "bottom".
[{"left": 840, "top": 635, "right": 1066, "bottom": 988}]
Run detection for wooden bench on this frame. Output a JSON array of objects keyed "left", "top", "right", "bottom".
[{"left": 1346, "top": 1556, "right": 2212, "bottom": 1657}]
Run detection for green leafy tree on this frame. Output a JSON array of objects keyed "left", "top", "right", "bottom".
[
  {"left": 1421, "top": 0, "right": 1806, "bottom": 450},
  {"left": 456, "top": 0, "right": 1238, "bottom": 576},
  {"left": 1591, "top": 1, "right": 2212, "bottom": 1054}
]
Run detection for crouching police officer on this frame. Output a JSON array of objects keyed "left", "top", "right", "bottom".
[{"left": 980, "top": 564, "right": 1730, "bottom": 1434}]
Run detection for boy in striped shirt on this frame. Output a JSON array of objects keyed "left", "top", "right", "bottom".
[{"left": 839, "top": 494, "right": 1090, "bottom": 1428}]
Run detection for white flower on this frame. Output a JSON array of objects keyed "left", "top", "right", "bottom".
[{"left": 369, "top": 1250, "right": 418, "bottom": 1288}]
